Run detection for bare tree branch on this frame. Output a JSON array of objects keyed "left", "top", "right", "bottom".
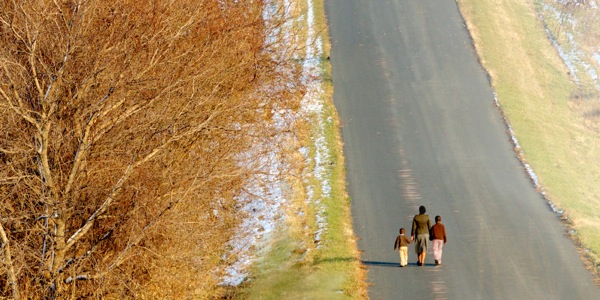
[
  {"left": 0, "top": 0, "right": 303, "bottom": 297},
  {"left": 0, "top": 221, "right": 20, "bottom": 300}
]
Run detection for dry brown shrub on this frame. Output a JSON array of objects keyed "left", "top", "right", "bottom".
[{"left": 0, "top": 0, "right": 302, "bottom": 298}]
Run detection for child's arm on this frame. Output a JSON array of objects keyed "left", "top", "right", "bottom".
[{"left": 443, "top": 226, "right": 447, "bottom": 243}]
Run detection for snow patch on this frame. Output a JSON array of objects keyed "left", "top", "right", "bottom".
[
  {"left": 220, "top": 0, "right": 329, "bottom": 285},
  {"left": 300, "top": 0, "right": 330, "bottom": 247},
  {"left": 539, "top": 2, "right": 600, "bottom": 90},
  {"left": 219, "top": 0, "right": 296, "bottom": 286}
]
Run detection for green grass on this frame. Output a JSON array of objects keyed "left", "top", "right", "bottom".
[
  {"left": 237, "top": 0, "right": 366, "bottom": 298},
  {"left": 240, "top": 99, "right": 363, "bottom": 297},
  {"left": 240, "top": 62, "right": 364, "bottom": 300},
  {"left": 239, "top": 71, "right": 364, "bottom": 299},
  {"left": 457, "top": 0, "right": 600, "bottom": 281}
]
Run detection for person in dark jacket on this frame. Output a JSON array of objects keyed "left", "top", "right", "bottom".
[
  {"left": 394, "top": 228, "right": 412, "bottom": 267},
  {"left": 430, "top": 215, "right": 447, "bottom": 265},
  {"left": 411, "top": 205, "right": 431, "bottom": 266}
]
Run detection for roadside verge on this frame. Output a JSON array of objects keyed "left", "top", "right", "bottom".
[{"left": 235, "top": 0, "right": 368, "bottom": 298}]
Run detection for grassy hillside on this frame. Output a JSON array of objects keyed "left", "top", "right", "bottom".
[{"left": 456, "top": 0, "right": 600, "bottom": 282}]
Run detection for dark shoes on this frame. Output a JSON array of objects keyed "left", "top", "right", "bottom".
[{"left": 414, "top": 261, "right": 443, "bottom": 266}]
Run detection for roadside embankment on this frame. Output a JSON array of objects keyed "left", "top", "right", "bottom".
[{"left": 457, "top": 0, "right": 600, "bottom": 282}]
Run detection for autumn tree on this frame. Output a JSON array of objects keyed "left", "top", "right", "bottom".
[{"left": 0, "top": 0, "right": 302, "bottom": 298}]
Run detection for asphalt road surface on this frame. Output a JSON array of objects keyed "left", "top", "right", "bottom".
[{"left": 324, "top": 0, "right": 599, "bottom": 299}]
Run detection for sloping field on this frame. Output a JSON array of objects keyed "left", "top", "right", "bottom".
[{"left": 457, "top": 0, "right": 600, "bottom": 279}]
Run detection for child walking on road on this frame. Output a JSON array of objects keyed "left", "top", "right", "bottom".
[
  {"left": 394, "top": 228, "right": 412, "bottom": 267},
  {"left": 430, "top": 215, "right": 447, "bottom": 265}
]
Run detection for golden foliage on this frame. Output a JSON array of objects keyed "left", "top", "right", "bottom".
[{"left": 0, "top": 0, "right": 302, "bottom": 298}]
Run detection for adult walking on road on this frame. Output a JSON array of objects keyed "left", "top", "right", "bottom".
[
  {"left": 431, "top": 215, "right": 447, "bottom": 265},
  {"left": 411, "top": 206, "right": 431, "bottom": 266}
]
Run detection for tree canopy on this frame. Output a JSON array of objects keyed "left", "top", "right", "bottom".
[{"left": 0, "top": 0, "right": 302, "bottom": 298}]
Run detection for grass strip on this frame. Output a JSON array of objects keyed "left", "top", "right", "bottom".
[{"left": 237, "top": 0, "right": 367, "bottom": 298}]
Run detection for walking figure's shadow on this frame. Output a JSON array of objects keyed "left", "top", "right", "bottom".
[{"left": 361, "top": 261, "right": 434, "bottom": 267}]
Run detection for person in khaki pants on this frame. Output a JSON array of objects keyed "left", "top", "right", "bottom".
[
  {"left": 430, "top": 215, "right": 447, "bottom": 265},
  {"left": 393, "top": 228, "right": 412, "bottom": 267}
]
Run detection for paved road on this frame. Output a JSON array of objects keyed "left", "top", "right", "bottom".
[{"left": 324, "top": 0, "right": 599, "bottom": 299}]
